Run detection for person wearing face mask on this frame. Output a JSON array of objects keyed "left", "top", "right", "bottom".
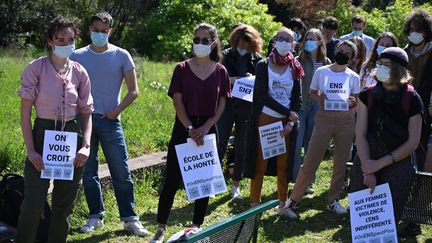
[
  {"left": 398, "top": 8, "right": 432, "bottom": 238},
  {"left": 217, "top": 24, "right": 263, "bottom": 199},
  {"left": 16, "top": 16, "right": 93, "bottom": 243},
  {"left": 266, "top": 18, "right": 306, "bottom": 57},
  {"left": 70, "top": 12, "right": 148, "bottom": 236},
  {"left": 285, "top": 40, "right": 360, "bottom": 218},
  {"left": 359, "top": 32, "right": 399, "bottom": 89},
  {"left": 350, "top": 47, "right": 423, "bottom": 232},
  {"left": 149, "top": 23, "right": 230, "bottom": 243},
  {"left": 243, "top": 28, "right": 302, "bottom": 218},
  {"left": 293, "top": 28, "right": 332, "bottom": 193},
  {"left": 340, "top": 15, "right": 375, "bottom": 56}
]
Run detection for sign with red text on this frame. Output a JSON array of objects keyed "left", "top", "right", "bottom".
[
  {"left": 348, "top": 183, "right": 398, "bottom": 243},
  {"left": 41, "top": 130, "right": 77, "bottom": 180},
  {"left": 232, "top": 76, "right": 255, "bottom": 102},
  {"left": 175, "top": 134, "right": 226, "bottom": 201},
  {"left": 258, "top": 121, "right": 286, "bottom": 160}
]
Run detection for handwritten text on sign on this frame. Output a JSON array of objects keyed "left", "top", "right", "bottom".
[
  {"left": 258, "top": 121, "right": 286, "bottom": 160},
  {"left": 41, "top": 130, "right": 77, "bottom": 180},
  {"left": 231, "top": 76, "right": 255, "bottom": 102},
  {"left": 175, "top": 134, "right": 227, "bottom": 201},
  {"left": 348, "top": 183, "right": 398, "bottom": 243}
]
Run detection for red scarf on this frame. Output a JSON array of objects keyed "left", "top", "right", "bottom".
[{"left": 269, "top": 48, "right": 304, "bottom": 80}]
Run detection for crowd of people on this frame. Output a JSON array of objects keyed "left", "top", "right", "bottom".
[{"left": 16, "top": 7, "right": 432, "bottom": 243}]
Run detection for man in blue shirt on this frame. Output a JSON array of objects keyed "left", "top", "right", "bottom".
[
  {"left": 340, "top": 15, "right": 375, "bottom": 56},
  {"left": 70, "top": 12, "right": 148, "bottom": 236}
]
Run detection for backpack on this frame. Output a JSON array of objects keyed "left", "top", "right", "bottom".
[
  {"left": 0, "top": 173, "right": 52, "bottom": 242},
  {"left": 366, "top": 84, "right": 413, "bottom": 116}
]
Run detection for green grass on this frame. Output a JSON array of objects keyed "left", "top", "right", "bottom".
[{"left": 0, "top": 50, "right": 176, "bottom": 172}]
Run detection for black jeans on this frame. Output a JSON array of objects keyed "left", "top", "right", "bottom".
[
  {"left": 16, "top": 118, "right": 83, "bottom": 243},
  {"left": 156, "top": 116, "right": 216, "bottom": 225}
]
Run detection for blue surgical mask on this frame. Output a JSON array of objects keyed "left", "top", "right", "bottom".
[
  {"left": 294, "top": 32, "right": 302, "bottom": 42},
  {"left": 352, "top": 30, "right": 363, "bottom": 37},
  {"left": 53, "top": 44, "right": 75, "bottom": 59},
  {"left": 304, "top": 40, "right": 318, "bottom": 53},
  {"left": 91, "top": 32, "right": 110, "bottom": 47},
  {"left": 376, "top": 45, "right": 386, "bottom": 56}
]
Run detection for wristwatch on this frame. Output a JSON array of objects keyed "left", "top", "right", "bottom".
[
  {"left": 187, "top": 124, "right": 193, "bottom": 130},
  {"left": 288, "top": 121, "right": 295, "bottom": 127},
  {"left": 83, "top": 144, "right": 90, "bottom": 149}
]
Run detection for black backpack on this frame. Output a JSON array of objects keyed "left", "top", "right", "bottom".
[{"left": 0, "top": 173, "right": 52, "bottom": 242}]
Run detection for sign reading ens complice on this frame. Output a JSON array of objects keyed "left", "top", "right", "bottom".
[
  {"left": 175, "top": 134, "right": 227, "bottom": 201},
  {"left": 42, "top": 130, "right": 77, "bottom": 180}
]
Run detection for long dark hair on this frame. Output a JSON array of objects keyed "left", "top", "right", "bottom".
[{"left": 194, "top": 23, "right": 222, "bottom": 62}]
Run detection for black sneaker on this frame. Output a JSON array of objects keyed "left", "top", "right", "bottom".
[{"left": 397, "top": 222, "right": 421, "bottom": 238}]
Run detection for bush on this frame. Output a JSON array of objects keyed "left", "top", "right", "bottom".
[{"left": 127, "top": 0, "right": 283, "bottom": 60}]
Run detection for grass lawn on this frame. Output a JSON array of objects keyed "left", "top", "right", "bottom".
[{"left": 2, "top": 49, "right": 432, "bottom": 242}]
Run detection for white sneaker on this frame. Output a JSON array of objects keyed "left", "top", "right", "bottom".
[
  {"left": 231, "top": 186, "right": 242, "bottom": 199},
  {"left": 328, "top": 200, "right": 348, "bottom": 215},
  {"left": 150, "top": 227, "right": 165, "bottom": 243},
  {"left": 276, "top": 206, "right": 298, "bottom": 219},
  {"left": 80, "top": 218, "right": 104, "bottom": 233},
  {"left": 305, "top": 186, "right": 314, "bottom": 195},
  {"left": 124, "top": 220, "right": 149, "bottom": 237}
]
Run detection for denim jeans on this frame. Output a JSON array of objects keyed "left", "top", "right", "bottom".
[
  {"left": 292, "top": 101, "right": 319, "bottom": 181},
  {"left": 82, "top": 114, "right": 138, "bottom": 222}
]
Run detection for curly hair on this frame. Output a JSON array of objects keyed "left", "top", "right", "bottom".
[
  {"left": 403, "top": 8, "right": 432, "bottom": 42},
  {"left": 229, "top": 24, "right": 263, "bottom": 54},
  {"left": 46, "top": 16, "right": 80, "bottom": 43}
]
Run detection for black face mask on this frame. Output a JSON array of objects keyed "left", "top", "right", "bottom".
[{"left": 334, "top": 52, "right": 349, "bottom": 65}]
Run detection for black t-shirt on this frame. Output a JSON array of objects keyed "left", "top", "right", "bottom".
[{"left": 359, "top": 84, "right": 424, "bottom": 134}]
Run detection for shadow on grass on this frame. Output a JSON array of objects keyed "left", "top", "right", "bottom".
[
  {"left": 67, "top": 228, "right": 129, "bottom": 243},
  {"left": 139, "top": 193, "right": 233, "bottom": 227}
]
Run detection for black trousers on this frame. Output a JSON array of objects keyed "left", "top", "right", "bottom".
[{"left": 156, "top": 116, "right": 216, "bottom": 225}]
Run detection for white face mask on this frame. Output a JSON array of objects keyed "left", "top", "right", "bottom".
[
  {"left": 237, "top": 47, "right": 249, "bottom": 56},
  {"left": 274, "top": 41, "right": 292, "bottom": 56},
  {"left": 376, "top": 65, "right": 391, "bottom": 83},
  {"left": 193, "top": 43, "right": 213, "bottom": 58},
  {"left": 408, "top": 32, "right": 424, "bottom": 45}
]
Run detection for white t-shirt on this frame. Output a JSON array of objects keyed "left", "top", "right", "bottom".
[
  {"left": 262, "top": 66, "right": 294, "bottom": 118},
  {"left": 310, "top": 65, "right": 360, "bottom": 102}
]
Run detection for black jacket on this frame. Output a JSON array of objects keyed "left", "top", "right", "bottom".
[
  {"left": 242, "top": 58, "right": 302, "bottom": 179},
  {"left": 222, "top": 47, "right": 261, "bottom": 77}
]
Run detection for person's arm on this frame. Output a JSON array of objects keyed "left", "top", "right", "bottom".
[
  {"left": 74, "top": 113, "right": 92, "bottom": 167},
  {"left": 102, "top": 68, "right": 139, "bottom": 119},
  {"left": 172, "top": 92, "right": 192, "bottom": 129},
  {"left": 355, "top": 99, "right": 370, "bottom": 163},
  {"left": 189, "top": 97, "right": 227, "bottom": 145},
  {"left": 21, "top": 98, "right": 44, "bottom": 171},
  {"left": 361, "top": 113, "right": 422, "bottom": 175}
]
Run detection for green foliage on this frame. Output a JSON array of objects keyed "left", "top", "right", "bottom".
[
  {"left": 129, "top": 0, "right": 282, "bottom": 60},
  {"left": 328, "top": 0, "right": 432, "bottom": 47}
]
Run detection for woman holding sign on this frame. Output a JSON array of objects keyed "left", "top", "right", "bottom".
[
  {"left": 286, "top": 40, "right": 360, "bottom": 218},
  {"left": 244, "top": 27, "right": 302, "bottom": 218},
  {"left": 350, "top": 47, "right": 422, "bottom": 224},
  {"left": 17, "top": 16, "right": 93, "bottom": 242},
  {"left": 150, "top": 23, "right": 230, "bottom": 243},
  {"left": 217, "top": 24, "right": 262, "bottom": 199}
]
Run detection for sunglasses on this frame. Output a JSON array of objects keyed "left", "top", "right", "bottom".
[{"left": 193, "top": 37, "right": 212, "bottom": 45}]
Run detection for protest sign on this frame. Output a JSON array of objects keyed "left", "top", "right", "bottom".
[
  {"left": 41, "top": 130, "right": 77, "bottom": 180},
  {"left": 258, "top": 121, "right": 286, "bottom": 160},
  {"left": 348, "top": 183, "right": 398, "bottom": 243},
  {"left": 231, "top": 76, "right": 255, "bottom": 102},
  {"left": 324, "top": 75, "right": 350, "bottom": 111},
  {"left": 175, "top": 134, "right": 227, "bottom": 201}
]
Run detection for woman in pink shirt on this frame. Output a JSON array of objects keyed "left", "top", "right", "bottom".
[{"left": 16, "top": 16, "right": 93, "bottom": 243}]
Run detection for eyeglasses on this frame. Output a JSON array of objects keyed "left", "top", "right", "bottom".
[
  {"left": 376, "top": 61, "right": 392, "bottom": 68},
  {"left": 193, "top": 37, "right": 212, "bottom": 45}
]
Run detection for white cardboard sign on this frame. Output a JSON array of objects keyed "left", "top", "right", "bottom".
[
  {"left": 41, "top": 130, "right": 77, "bottom": 180},
  {"left": 324, "top": 75, "right": 350, "bottom": 111},
  {"left": 231, "top": 76, "right": 255, "bottom": 102},
  {"left": 175, "top": 134, "right": 227, "bottom": 201},
  {"left": 258, "top": 121, "right": 286, "bottom": 160},
  {"left": 348, "top": 183, "right": 398, "bottom": 243}
]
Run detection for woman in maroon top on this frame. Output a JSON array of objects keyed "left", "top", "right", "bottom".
[{"left": 150, "top": 23, "right": 230, "bottom": 243}]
